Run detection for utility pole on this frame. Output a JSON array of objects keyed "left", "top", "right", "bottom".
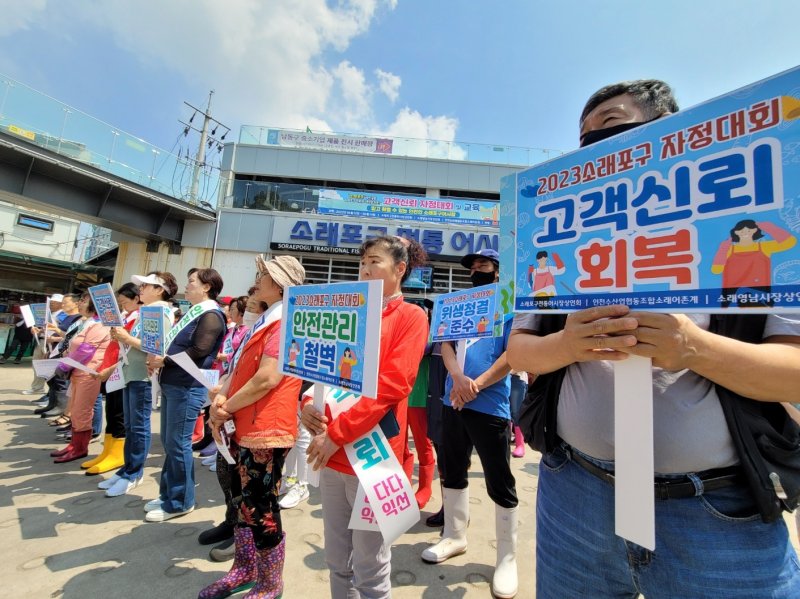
[{"left": 180, "top": 91, "right": 230, "bottom": 206}]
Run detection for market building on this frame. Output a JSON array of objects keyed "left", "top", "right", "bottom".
[{"left": 112, "top": 127, "right": 557, "bottom": 298}]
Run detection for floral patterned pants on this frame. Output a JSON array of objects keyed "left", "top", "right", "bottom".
[{"left": 230, "top": 441, "right": 287, "bottom": 550}]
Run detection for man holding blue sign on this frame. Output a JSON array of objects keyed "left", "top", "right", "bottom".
[
  {"left": 422, "top": 248, "right": 519, "bottom": 599},
  {"left": 508, "top": 79, "right": 800, "bottom": 598}
]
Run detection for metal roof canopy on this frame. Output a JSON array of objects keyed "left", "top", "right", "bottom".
[{"left": 0, "top": 129, "right": 216, "bottom": 243}]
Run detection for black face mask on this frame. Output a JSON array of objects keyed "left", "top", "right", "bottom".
[
  {"left": 580, "top": 121, "right": 647, "bottom": 147},
  {"left": 470, "top": 270, "right": 497, "bottom": 288}
]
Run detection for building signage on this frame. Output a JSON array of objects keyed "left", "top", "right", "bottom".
[
  {"left": 266, "top": 129, "right": 393, "bottom": 155},
  {"left": 270, "top": 216, "right": 498, "bottom": 262}
]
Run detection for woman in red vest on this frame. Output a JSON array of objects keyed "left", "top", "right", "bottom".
[{"left": 200, "top": 255, "right": 306, "bottom": 599}]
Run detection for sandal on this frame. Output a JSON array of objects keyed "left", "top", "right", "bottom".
[{"left": 49, "top": 415, "right": 70, "bottom": 427}]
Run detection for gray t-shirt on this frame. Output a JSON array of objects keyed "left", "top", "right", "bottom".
[{"left": 512, "top": 313, "right": 800, "bottom": 473}]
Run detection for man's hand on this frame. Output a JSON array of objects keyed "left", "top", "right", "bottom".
[
  {"left": 561, "top": 305, "right": 639, "bottom": 363},
  {"left": 451, "top": 373, "right": 479, "bottom": 404},
  {"left": 617, "top": 312, "right": 702, "bottom": 371},
  {"left": 301, "top": 403, "right": 328, "bottom": 435},
  {"left": 306, "top": 432, "right": 339, "bottom": 471}
]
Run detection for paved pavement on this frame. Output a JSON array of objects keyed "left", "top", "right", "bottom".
[
  {"left": 2, "top": 362, "right": 799, "bottom": 599},
  {"left": 0, "top": 363, "right": 539, "bottom": 598}
]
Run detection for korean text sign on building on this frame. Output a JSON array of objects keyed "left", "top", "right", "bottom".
[
  {"left": 87, "top": 283, "right": 123, "bottom": 327},
  {"left": 502, "top": 67, "right": 800, "bottom": 313},
  {"left": 138, "top": 306, "right": 171, "bottom": 356},
  {"left": 430, "top": 283, "right": 501, "bottom": 342},
  {"left": 278, "top": 280, "right": 382, "bottom": 397}
]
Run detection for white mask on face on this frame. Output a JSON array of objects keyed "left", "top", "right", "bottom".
[{"left": 242, "top": 310, "right": 260, "bottom": 328}]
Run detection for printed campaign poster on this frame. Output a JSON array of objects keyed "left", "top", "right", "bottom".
[
  {"left": 278, "top": 280, "right": 382, "bottom": 397},
  {"left": 30, "top": 303, "right": 47, "bottom": 326},
  {"left": 503, "top": 66, "right": 800, "bottom": 313},
  {"left": 138, "top": 305, "right": 171, "bottom": 356},
  {"left": 87, "top": 283, "right": 123, "bottom": 327},
  {"left": 318, "top": 188, "right": 500, "bottom": 227},
  {"left": 430, "top": 283, "right": 501, "bottom": 342}
]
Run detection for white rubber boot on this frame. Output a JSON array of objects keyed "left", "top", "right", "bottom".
[
  {"left": 492, "top": 505, "right": 518, "bottom": 598},
  {"left": 421, "top": 487, "right": 469, "bottom": 563}
]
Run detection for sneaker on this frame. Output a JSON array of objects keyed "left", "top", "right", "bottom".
[
  {"left": 200, "top": 453, "right": 217, "bottom": 467},
  {"left": 279, "top": 476, "right": 297, "bottom": 496},
  {"left": 145, "top": 506, "right": 194, "bottom": 522},
  {"left": 105, "top": 476, "right": 142, "bottom": 497},
  {"left": 208, "top": 462, "right": 217, "bottom": 472},
  {"left": 22, "top": 389, "right": 44, "bottom": 395},
  {"left": 12, "top": 359, "right": 21, "bottom": 364},
  {"left": 279, "top": 483, "right": 309, "bottom": 509},
  {"left": 144, "top": 499, "right": 164, "bottom": 513},
  {"left": 198, "top": 443, "right": 217, "bottom": 458},
  {"left": 34, "top": 399, "right": 49, "bottom": 407},
  {"left": 209, "top": 536, "right": 236, "bottom": 562},
  {"left": 98, "top": 474, "right": 122, "bottom": 490},
  {"left": 0, "top": 357, "right": 7, "bottom": 364}
]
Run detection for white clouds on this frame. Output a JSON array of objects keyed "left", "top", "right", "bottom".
[
  {"left": 383, "top": 108, "right": 465, "bottom": 159},
  {"left": 0, "top": 0, "right": 47, "bottom": 37},
  {"left": 0, "top": 0, "right": 462, "bottom": 150},
  {"left": 375, "top": 68, "right": 401, "bottom": 103}
]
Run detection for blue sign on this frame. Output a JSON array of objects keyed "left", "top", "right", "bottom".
[
  {"left": 139, "top": 305, "right": 171, "bottom": 356},
  {"left": 88, "top": 283, "right": 123, "bottom": 327},
  {"left": 504, "top": 67, "right": 800, "bottom": 313},
  {"left": 278, "top": 280, "right": 383, "bottom": 396},
  {"left": 319, "top": 188, "right": 499, "bottom": 227},
  {"left": 279, "top": 218, "right": 498, "bottom": 259},
  {"left": 403, "top": 266, "right": 433, "bottom": 290},
  {"left": 430, "top": 283, "right": 501, "bottom": 342}
]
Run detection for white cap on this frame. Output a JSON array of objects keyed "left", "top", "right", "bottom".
[
  {"left": 131, "top": 274, "right": 168, "bottom": 290},
  {"left": 50, "top": 294, "right": 64, "bottom": 302}
]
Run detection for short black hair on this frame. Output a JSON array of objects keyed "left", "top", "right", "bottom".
[
  {"left": 194, "top": 268, "right": 224, "bottom": 301},
  {"left": 580, "top": 79, "right": 679, "bottom": 126},
  {"left": 116, "top": 282, "right": 141, "bottom": 302}
]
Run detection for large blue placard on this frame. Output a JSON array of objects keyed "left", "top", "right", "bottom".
[
  {"left": 430, "top": 283, "right": 501, "bottom": 342},
  {"left": 503, "top": 67, "right": 800, "bottom": 313},
  {"left": 278, "top": 280, "right": 383, "bottom": 397},
  {"left": 138, "top": 305, "right": 171, "bottom": 356}
]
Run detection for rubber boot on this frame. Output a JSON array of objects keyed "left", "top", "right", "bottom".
[
  {"left": 54, "top": 429, "right": 91, "bottom": 463},
  {"left": 198, "top": 527, "right": 257, "bottom": 599},
  {"left": 243, "top": 533, "right": 285, "bottom": 599},
  {"left": 492, "top": 505, "right": 518, "bottom": 599},
  {"left": 86, "top": 436, "right": 125, "bottom": 475},
  {"left": 421, "top": 487, "right": 469, "bottom": 563},
  {"left": 81, "top": 434, "right": 112, "bottom": 469},
  {"left": 402, "top": 446, "right": 414, "bottom": 483},
  {"left": 512, "top": 426, "right": 525, "bottom": 458},
  {"left": 50, "top": 439, "right": 74, "bottom": 458},
  {"left": 192, "top": 414, "right": 205, "bottom": 444},
  {"left": 415, "top": 462, "right": 436, "bottom": 509}
]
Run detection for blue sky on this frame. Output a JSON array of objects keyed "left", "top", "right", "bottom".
[{"left": 0, "top": 0, "right": 798, "bottom": 163}]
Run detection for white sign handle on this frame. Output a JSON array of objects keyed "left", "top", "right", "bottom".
[
  {"left": 307, "top": 383, "right": 327, "bottom": 488},
  {"left": 613, "top": 356, "right": 655, "bottom": 550}
]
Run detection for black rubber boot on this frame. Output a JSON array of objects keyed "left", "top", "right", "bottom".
[{"left": 198, "top": 521, "right": 235, "bottom": 546}]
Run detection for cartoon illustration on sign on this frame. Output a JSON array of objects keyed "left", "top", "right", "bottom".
[
  {"left": 528, "top": 250, "right": 565, "bottom": 297},
  {"left": 288, "top": 339, "right": 301, "bottom": 367},
  {"left": 339, "top": 347, "right": 358, "bottom": 381},
  {"left": 712, "top": 219, "right": 797, "bottom": 307}
]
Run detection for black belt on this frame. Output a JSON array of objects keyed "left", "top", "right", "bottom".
[{"left": 567, "top": 447, "right": 744, "bottom": 500}]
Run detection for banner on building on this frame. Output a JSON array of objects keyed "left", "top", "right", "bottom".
[{"left": 266, "top": 129, "right": 393, "bottom": 155}]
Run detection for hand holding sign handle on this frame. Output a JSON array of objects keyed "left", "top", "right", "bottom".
[{"left": 305, "top": 384, "right": 328, "bottom": 487}]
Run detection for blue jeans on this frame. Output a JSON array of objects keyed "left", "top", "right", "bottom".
[
  {"left": 509, "top": 375, "right": 527, "bottom": 426},
  {"left": 158, "top": 383, "right": 206, "bottom": 513},
  {"left": 117, "top": 380, "right": 153, "bottom": 481},
  {"left": 92, "top": 394, "right": 103, "bottom": 435},
  {"left": 536, "top": 445, "right": 800, "bottom": 598}
]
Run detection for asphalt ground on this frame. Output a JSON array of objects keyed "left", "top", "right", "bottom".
[{"left": 0, "top": 362, "right": 539, "bottom": 598}]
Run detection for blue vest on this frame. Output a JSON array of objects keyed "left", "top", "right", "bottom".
[{"left": 160, "top": 310, "right": 226, "bottom": 388}]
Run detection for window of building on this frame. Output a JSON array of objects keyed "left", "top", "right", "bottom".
[{"left": 16, "top": 213, "right": 55, "bottom": 232}]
